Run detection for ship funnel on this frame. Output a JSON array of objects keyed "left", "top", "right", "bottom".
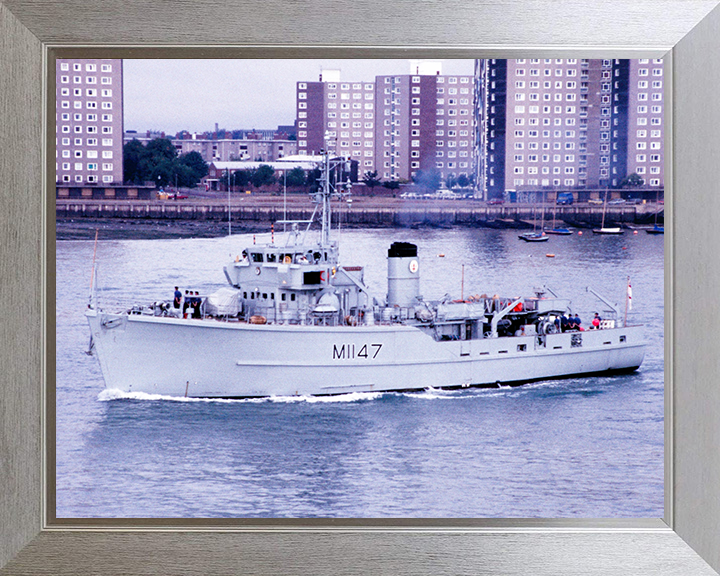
[{"left": 387, "top": 242, "right": 420, "bottom": 308}]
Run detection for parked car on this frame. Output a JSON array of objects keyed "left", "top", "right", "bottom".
[
  {"left": 588, "top": 198, "right": 604, "bottom": 205},
  {"left": 168, "top": 192, "right": 188, "bottom": 200},
  {"left": 608, "top": 198, "right": 626, "bottom": 205},
  {"left": 556, "top": 192, "right": 574, "bottom": 205},
  {"left": 626, "top": 198, "right": 642, "bottom": 204},
  {"left": 487, "top": 198, "right": 504, "bottom": 205}
]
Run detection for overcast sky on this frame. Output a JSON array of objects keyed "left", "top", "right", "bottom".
[{"left": 123, "top": 59, "right": 475, "bottom": 134}]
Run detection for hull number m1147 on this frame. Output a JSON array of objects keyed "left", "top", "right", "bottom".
[{"left": 333, "top": 343, "right": 383, "bottom": 360}]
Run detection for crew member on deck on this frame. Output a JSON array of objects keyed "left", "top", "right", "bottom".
[
  {"left": 173, "top": 286, "right": 182, "bottom": 310},
  {"left": 192, "top": 291, "right": 202, "bottom": 319}
]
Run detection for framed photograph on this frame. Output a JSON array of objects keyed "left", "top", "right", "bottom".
[{"left": 2, "top": 1, "right": 720, "bottom": 574}]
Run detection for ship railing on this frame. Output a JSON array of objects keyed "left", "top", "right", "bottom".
[{"left": 452, "top": 295, "right": 537, "bottom": 315}]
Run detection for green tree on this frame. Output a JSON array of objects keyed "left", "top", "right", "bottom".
[
  {"left": 362, "top": 170, "right": 382, "bottom": 190},
  {"left": 285, "top": 166, "right": 306, "bottom": 187},
  {"left": 145, "top": 137, "right": 177, "bottom": 162},
  {"left": 306, "top": 168, "right": 321, "bottom": 192},
  {"left": 382, "top": 180, "right": 400, "bottom": 191},
  {"left": 179, "top": 151, "right": 208, "bottom": 185},
  {"left": 620, "top": 172, "right": 643, "bottom": 188},
  {"left": 251, "top": 164, "right": 276, "bottom": 188},
  {"left": 456, "top": 174, "right": 470, "bottom": 188},
  {"left": 123, "top": 139, "right": 150, "bottom": 184},
  {"left": 233, "top": 170, "right": 252, "bottom": 188},
  {"left": 150, "top": 158, "right": 176, "bottom": 188}
]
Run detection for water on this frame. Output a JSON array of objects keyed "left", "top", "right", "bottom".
[{"left": 56, "top": 227, "right": 664, "bottom": 518}]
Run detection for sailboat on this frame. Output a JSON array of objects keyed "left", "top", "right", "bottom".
[
  {"left": 545, "top": 196, "right": 572, "bottom": 235},
  {"left": 592, "top": 188, "right": 624, "bottom": 235},
  {"left": 519, "top": 197, "right": 550, "bottom": 242},
  {"left": 646, "top": 191, "right": 664, "bottom": 234}
]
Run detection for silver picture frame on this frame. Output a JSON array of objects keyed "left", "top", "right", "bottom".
[{"left": 2, "top": 0, "right": 720, "bottom": 573}]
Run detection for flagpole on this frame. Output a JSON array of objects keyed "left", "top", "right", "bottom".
[{"left": 624, "top": 276, "right": 630, "bottom": 327}]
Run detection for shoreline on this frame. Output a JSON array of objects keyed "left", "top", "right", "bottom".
[
  {"left": 55, "top": 217, "right": 457, "bottom": 241},
  {"left": 56, "top": 197, "right": 663, "bottom": 240}
]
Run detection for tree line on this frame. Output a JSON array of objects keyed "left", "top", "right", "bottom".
[
  {"left": 123, "top": 138, "right": 209, "bottom": 188},
  {"left": 218, "top": 165, "right": 317, "bottom": 190}
]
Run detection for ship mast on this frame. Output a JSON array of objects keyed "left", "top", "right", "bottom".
[{"left": 313, "top": 132, "right": 351, "bottom": 248}]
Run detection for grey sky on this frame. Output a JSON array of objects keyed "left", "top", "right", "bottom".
[{"left": 123, "top": 59, "right": 474, "bottom": 134}]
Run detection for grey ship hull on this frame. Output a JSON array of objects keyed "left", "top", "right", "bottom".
[{"left": 87, "top": 310, "right": 645, "bottom": 398}]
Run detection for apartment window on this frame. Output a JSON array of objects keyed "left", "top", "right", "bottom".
[{"left": 101, "top": 64, "right": 112, "bottom": 72}]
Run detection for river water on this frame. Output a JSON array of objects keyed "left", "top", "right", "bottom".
[{"left": 56, "top": 226, "right": 664, "bottom": 518}]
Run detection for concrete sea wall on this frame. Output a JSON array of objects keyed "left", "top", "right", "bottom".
[{"left": 56, "top": 200, "right": 663, "bottom": 228}]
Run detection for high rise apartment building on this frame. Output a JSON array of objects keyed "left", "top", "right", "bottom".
[
  {"left": 375, "top": 73, "right": 474, "bottom": 181},
  {"left": 296, "top": 66, "right": 475, "bottom": 183},
  {"left": 476, "top": 58, "right": 664, "bottom": 198},
  {"left": 56, "top": 59, "right": 124, "bottom": 185},
  {"left": 296, "top": 71, "right": 376, "bottom": 171},
  {"left": 620, "top": 59, "right": 665, "bottom": 189}
]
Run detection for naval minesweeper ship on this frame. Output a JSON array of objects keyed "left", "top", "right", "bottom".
[{"left": 86, "top": 149, "right": 646, "bottom": 398}]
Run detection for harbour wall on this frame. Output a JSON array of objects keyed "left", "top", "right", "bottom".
[{"left": 56, "top": 200, "right": 663, "bottom": 228}]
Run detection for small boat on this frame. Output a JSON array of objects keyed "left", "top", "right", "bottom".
[
  {"left": 592, "top": 189, "right": 624, "bottom": 234},
  {"left": 519, "top": 232, "right": 550, "bottom": 242},
  {"left": 646, "top": 193, "right": 663, "bottom": 234},
  {"left": 545, "top": 203, "right": 572, "bottom": 235},
  {"left": 544, "top": 228, "right": 572, "bottom": 235},
  {"left": 520, "top": 199, "right": 550, "bottom": 242}
]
